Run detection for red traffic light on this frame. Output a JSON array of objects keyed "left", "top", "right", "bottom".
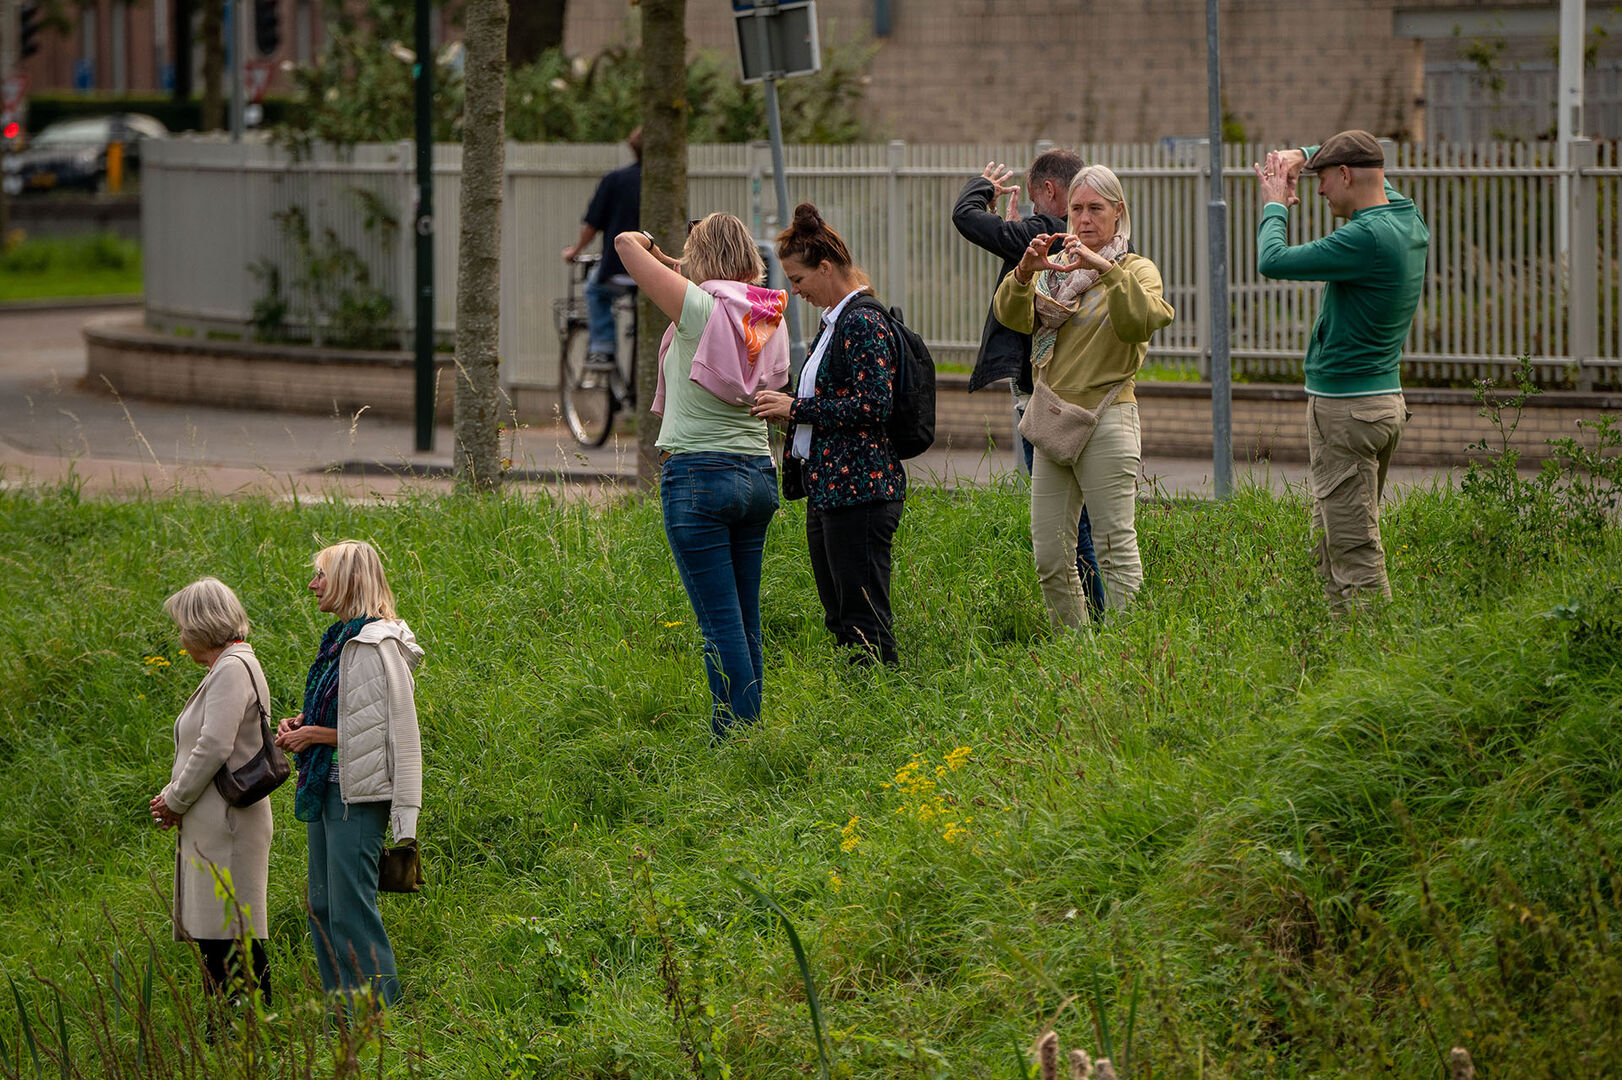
[{"left": 2, "top": 121, "right": 19, "bottom": 141}]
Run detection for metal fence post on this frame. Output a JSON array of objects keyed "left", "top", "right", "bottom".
[
  {"left": 887, "top": 140, "right": 906, "bottom": 314},
  {"left": 397, "top": 140, "right": 415, "bottom": 351},
  {"left": 1570, "top": 137, "right": 1598, "bottom": 391},
  {"left": 1194, "top": 140, "right": 1212, "bottom": 380}
]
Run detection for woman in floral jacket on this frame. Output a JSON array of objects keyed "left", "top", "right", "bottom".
[{"left": 754, "top": 202, "right": 906, "bottom": 665}]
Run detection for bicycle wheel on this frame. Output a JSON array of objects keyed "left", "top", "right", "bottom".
[{"left": 559, "top": 325, "right": 617, "bottom": 447}]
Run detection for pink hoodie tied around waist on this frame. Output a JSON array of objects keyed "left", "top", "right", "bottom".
[{"left": 652, "top": 279, "right": 791, "bottom": 416}]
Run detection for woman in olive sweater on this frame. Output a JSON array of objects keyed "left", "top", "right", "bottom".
[{"left": 994, "top": 165, "right": 1174, "bottom": 630}]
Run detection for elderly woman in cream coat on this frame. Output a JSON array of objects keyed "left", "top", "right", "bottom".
[
  {"left": 275, "top": 540, "right": 423, "bottom": 1008},
  {"left": 150, "top": 577, "right": 275, "bottom": 1007}
]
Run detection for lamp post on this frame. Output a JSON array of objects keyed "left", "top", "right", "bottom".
[
  {"left": 413, "top": 0, "right": 434, "bottom": 452},
  {"left": 1205, "top": 0, "right": 1233, "bottom": 499}
]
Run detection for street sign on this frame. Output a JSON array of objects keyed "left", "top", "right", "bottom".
[
  {"left": 244, "top": 60, "right": 274, "bottom": 103},
  {"left": 73, "top": 59, "right": 94, "bottom": 91},
  {"left": 734, "top": 0, "right": 820, "bottom": 84},
  {"left": 1, "top": 74, "right": 27, "bottom": 117}
]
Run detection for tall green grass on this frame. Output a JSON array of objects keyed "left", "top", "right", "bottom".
[
  {"left": 0, "top": 474, "right": 1617, "bottom": 1078},
  {"left": 0, "top": 232, "right": 142, "bottom": 300}
]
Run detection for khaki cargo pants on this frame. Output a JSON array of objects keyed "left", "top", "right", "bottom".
[{"left": 1306, "top": 393, "right": 1407, "bottom": 604}]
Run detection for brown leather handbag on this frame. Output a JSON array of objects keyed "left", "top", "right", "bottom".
[
  {"left": 211, "top": 656, "right": 291, "bottom": 809},
  {"left": 378, "top": 839, "right": 425, "bottom": 893}
]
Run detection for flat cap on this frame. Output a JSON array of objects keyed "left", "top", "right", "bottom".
[{"left": 1303, "top": 130, "right": 1384, "bottom": 173}]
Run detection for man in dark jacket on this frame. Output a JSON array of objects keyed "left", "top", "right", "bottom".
[
  {"left": 952, "top": 148, "right": 1104, "bottom": 618},
  {"left": 562, "top": 127, "right": 643, "bottom": 368}
]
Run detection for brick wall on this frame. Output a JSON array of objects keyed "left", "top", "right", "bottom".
[
  {"left": 86, "top": 320, "right": 456, "bottom": 422},
  {"left": 932, "top": 374, "right": 1622, "bottom": 465},
  {"left": 88, "top": 319, "right": 1621, "bottom": 468},
  {"left": 564, "top": 0, "right": 1512, "bottom": 144}
]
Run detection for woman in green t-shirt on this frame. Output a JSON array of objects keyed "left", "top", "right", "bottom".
[{"left": 615, "top": 214, "right": 791, "bottom": 741}]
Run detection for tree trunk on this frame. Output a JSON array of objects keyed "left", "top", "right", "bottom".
[
  {"left": 635, "top": 0, "right": 687, "bottom": 489},
  {"left": 172, "top": 0, "right": 194, "bottom": 101},
  {"left": 506, "top": 0, "right": 565, "bottom": 68},
  {"left": 200, "top": 0, "right": 223, "bottom": 130},
  {"left": 453, "top": 0, "right": 509, "bottom": 492}
]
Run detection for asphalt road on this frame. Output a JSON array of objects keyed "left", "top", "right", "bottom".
[{"left": 0, "top": 304, "right": 1462, "bottom": 499}]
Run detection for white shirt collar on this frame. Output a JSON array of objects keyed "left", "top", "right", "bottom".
[{"left": 820, "top": 287, "right": 869, "bottom": 330}]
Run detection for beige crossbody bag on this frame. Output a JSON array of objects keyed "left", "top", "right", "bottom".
[{"left": 1018, "top": 371, "right": 1127, "bottom": 468}]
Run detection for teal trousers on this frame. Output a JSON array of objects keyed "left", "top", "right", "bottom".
[{"left": 306, "top": 784, "right": 400, "bottom": 1005}]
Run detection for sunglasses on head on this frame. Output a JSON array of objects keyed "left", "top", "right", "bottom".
[{"left": 687, "top": 218, "right": 703, "bottom": 235}]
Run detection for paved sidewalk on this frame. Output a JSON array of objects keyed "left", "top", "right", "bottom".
[{"left": 0, "top": 305, "right": 1464, "bottom": 500}]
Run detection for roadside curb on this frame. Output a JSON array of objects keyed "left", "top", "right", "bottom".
[
  {"left": 0, "top": 294, "right": 144, "bottom": 313},
  {"left": 325, "top": 460, "right": 625, "bottom": 486}
]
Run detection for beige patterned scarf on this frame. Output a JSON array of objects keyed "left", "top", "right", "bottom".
[{"left": 1031, "top": 233, "right": 1130, "bottom": 371}]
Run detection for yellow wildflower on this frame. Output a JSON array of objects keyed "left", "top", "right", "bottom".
[
  {"left": 840, "top": 815, "right": 861, "bottom": 853},
  {"left": 828, "top": 870, "right": 843, "bottom": 893},
  {"left": 662, "top": 620, "right": 684, "bottom": 628},
  {"left": 944, "top": 746, "right": 972, "bottom": 771},
  {"left": 143, "top": 655, "right": 171, "bottom": 668},
  {"left": 942, "top": 818, "right": 971, "bottom": 844}
]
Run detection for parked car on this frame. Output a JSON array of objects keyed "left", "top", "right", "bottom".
[{"left": 1, "top": 113, "right": 167, "bottom": 196}]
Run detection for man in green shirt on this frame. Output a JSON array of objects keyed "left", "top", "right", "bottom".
[{"left": 1254, "top": 130, "right": 1430, "bottom": 605}]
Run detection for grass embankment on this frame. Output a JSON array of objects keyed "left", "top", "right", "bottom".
[
  {"left": 0, "top": 478, "right": 1618, "bottom": 1078},
  {"left": 0, "top": 233, "right": 141, "bottom": 301}
]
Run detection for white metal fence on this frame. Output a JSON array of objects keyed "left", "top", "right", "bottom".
[{"left": 142, "top": 137, "right": 1620, "bottom": 391}]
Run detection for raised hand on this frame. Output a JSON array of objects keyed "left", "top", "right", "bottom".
[
  {"left": 1015, "top": 233, "right": 1073, "bottom": 283},
  {"left": 1254, "top": 148, "right": 1305, "bottom": 208},
  {"left": 982, "top": 161, "right": 1016, "bottom": 189},
  {"left": 1002, "top": 185, "right": 1022, "bottom": 221}
]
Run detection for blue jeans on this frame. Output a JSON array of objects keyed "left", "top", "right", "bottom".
[
  {"left": 1019, "top": 398, "right": 1106, "bottom": 618},
  {"left": 306, "top": 784, "right": 399, "bottom": 1006},
  {"left": 660, "top": 452, "right": 779, "bottom": 741},
  {"left": 584, "top": 262, "right": 628, "bottom": 356}
]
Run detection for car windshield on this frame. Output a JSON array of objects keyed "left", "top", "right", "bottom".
[{"left": 34, "top": 120, "right": 110, "bottom": 146}]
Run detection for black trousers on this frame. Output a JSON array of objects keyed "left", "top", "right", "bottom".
[
  {"left": 807, "top": 500, "right": 904, "bottom": 665},
  {"left": 196, "top": 938, "right": 271, "bottom": 1004}
]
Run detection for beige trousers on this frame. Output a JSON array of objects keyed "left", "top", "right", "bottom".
[
  {"left": 1030, "top": 402, "right": 1142, "bottom": 629},
  {"left": 1306, "top": 393, "right": 1406, "bottom": 603}
]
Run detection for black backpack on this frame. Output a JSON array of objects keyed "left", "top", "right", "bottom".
[{"left": 827, "top": 295, "right": 936, "bottom": 460}]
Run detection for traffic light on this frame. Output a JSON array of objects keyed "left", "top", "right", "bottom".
[
  {"left": 253, "top": 0, "right": 280, "bottom": 56},
  {"left": 19, "top": 2, "right": 41, "bottom": 59}
]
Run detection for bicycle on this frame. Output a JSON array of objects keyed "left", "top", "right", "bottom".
[{"left": 554, "top": 254, "right": 638, "bottom": 447}]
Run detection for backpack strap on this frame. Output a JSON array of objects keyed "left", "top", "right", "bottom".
[{"left": 822, "top": 294, "right": 897, "bottom": 388}]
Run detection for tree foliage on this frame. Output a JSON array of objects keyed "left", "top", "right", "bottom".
[{"left": 277, "top": 1, "right": 876, "bottom": 148}]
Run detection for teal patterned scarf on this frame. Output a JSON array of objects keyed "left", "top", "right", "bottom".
[{"left": 292, "top": 616, "right": 377, "bottom": 822}]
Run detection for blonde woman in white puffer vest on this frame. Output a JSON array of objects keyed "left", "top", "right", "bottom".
[{"left": 274, "top": 540, "right": 422, "bottom": 1008}]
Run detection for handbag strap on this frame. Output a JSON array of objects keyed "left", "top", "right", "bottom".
[
  {"left": 1095, "top": 378, "right": 1128, "bottom": 413},
  {"left": 1035, "top": 362, "right": 1131, "bottom": 413},
  {"left": 227, "top": 652, "right": 276, "bottom": 754}
]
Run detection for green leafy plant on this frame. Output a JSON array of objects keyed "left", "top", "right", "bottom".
[
  {"left": 1462, "top": 355, "right": 1622, "bottom": 553},
  {"left": 632, "top": 850, "right": 732, "bottom": 1080},
  {"left": 250, "top": 187, "right": 398, "bottom": 350}
]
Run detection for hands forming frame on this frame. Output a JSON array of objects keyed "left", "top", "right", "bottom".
[
  {"left": 1253, "top": 148, "right": 1308, "bottom": 208},
  {"left": 983, "top": 161, "right": 1022, "bottom": 223}
]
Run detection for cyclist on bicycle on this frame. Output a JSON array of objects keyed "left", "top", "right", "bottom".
[{"left": 560, "top": 126, "right": 643, "bottom": 371}]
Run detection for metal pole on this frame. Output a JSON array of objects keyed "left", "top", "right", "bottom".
[
  {"left": 754, "top": 2, "right": 805, "bottom": 368},
  {"left": 0, "top": 0, "right": 15, "bottom": 244},
  {"left": 229, "top": 0, "right": 244, "bottom": 140},
  {"left": 1556, "top": 0, "right": 1585, "bottom": 262},
  {"left": 1205, "top": 0, "right": 1232, "bottom": 499},
  {"left": 412, "top": 0, "right": 434, "bottom": 452}
]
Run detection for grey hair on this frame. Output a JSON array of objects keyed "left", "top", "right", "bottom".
[
  {"left": 1069, "top": 164, "right": 1132, "bottom": 244},
  {"left": 164, "top": 577, "right": 251, "bottom": 650}
]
